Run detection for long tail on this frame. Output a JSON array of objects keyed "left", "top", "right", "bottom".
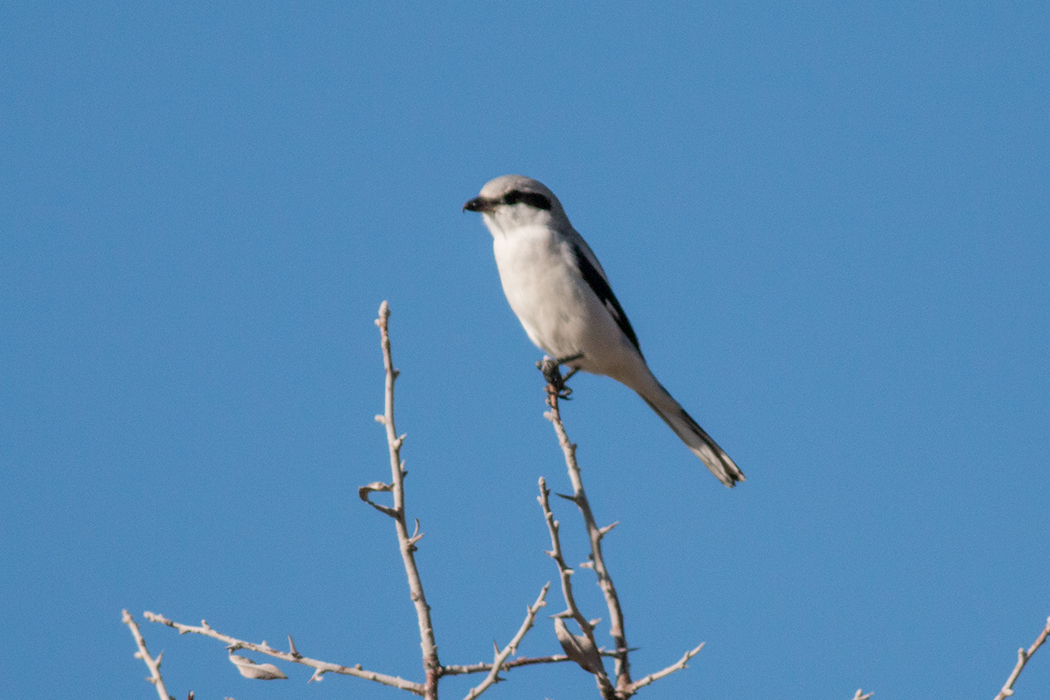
[{"left": 632, "top": 372, "right": 744, "bottom": 488}]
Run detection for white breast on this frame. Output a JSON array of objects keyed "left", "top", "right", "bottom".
[{"left": 489, "top": 223, "right": 634, "bottom": 378}]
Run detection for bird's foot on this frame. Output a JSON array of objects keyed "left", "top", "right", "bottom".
[{"left": 537, "top": 354, "right": 582, "bottom": 402}]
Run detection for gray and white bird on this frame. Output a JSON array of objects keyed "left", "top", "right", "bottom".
[{"left": 464, "top": 175, "right": 744, "bottom": 487}]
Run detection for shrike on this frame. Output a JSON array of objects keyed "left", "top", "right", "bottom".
[{"left": 464, "top": 175, "right": 744, "bottom": 487}]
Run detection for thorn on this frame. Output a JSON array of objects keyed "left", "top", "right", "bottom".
[
  {"left": 555, "top": 492, "right": 575, "bottom": 502},
  {"left": 375, "top": 415, "right": 385, "bottom": 424},
  {"left": 580, "top": 561, "right": 594, "bottom": 570},
  {"left": 412, "top": 518, "right": 421, "bottom": 538},
  {"left": 492, "top": 640, "right": 500, "bottom": 654},
  {"left": 288, "top": 635, "right": 300, "bottom": 657},
  {"left": 599, "top": 521, "right": 620, "bottom": 536}
]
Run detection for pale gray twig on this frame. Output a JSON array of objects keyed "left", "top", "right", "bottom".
[
  {"left": 850, "top": 689, "right": 873, "bottom": 700},
  {"left": 994, "top": 615, "right": 1050, "bottom": 700},
  {"left": 540, "top": 365, "right": 705, "bottom": 698},
  {"left": 624, "top": 643, "right": 705, "bottom": 693},
  {"left": 538, "top": 476, "right": 617, "bottom": 699},
  {"left": 374, "top": 301, "right": 442, "bottom": 699},
  {"left": 122, "top": 609, "right": 175, "bottom": 700},
  {"left": 142, "top": 611, "right": 424, "bottom": 695},
  {"left": 442, "top": 655, "right": 571, "bottom": 675},
  {"left": 542, "top": 371, "right": 630, "bottom": 691},
  {"left": 463, "top": 583, "right": 551, "bottom": 700}
]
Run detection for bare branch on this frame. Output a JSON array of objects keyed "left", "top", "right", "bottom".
[
  {"left": 994, "top": 615, "right": 1050, "bottom": 700},
  {"left": 462, "top": 583, "right": 551, "bottom": 700},
  {"left": 142, "top": 611, "right": 425, "bottom": 695},
  {"left": 538, "top": 477, "right": 617, "bottom": 698},
  {"left": 625, "top": 642, "right": 704, "bottom": 692},
  {"left": 442, "top": 655, "right": 572, "bottom": 676},
  {"left": 850, "top": 690, "right": 873, "bottom": 700},
  {"left": 537, "top": 478, "right": 593, "bottom": 634},
  {"left": 122, "top": 609, "right": 175, "bottom": 700},
  {"left": 539, "top": 362, "right": 711, "bottom": 699},
  {"left": 375, "top": 301, "right": 442, "bottom": 699},
  {"left": 541, "top": 365, "right": 631, "bottom": 693}
]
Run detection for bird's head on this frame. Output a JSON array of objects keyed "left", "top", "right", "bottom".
[{"left": 463, "top": 175, "right": 569, "bottom": 233}]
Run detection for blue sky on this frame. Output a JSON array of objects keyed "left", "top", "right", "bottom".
[{"left": 2, "top": 2, "right": 1049, "bottom": 698}]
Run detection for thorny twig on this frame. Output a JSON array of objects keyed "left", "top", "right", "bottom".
[
  {"left": 541, "top": 359, "right": 631, "bottom": 690},
  {"left": 374, "top": 300, "right": 442, "bottom": 699},
  {"left": 127, "top": 303, "right": 714, "bottom": 699},
  {"left": 539, "top": 360, "right": 705, "bottom": 698},
  {"left": 994, "top": 616, "right": 1050, "bottom": 700},
  {"left": 143, "top": 611, "right": 424, "bottom": 693},
  {"left": 539, "top": 477, "right": 617, "bottom": 698},
  {"left": 463, "top": 583, "right": 551, "bottom": 700},
  {"left": 123, "top": 610, "right": 176, "bottom": 700}
]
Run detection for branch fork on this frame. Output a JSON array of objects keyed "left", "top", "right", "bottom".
[{"left": 537, "top": 364, "right": 706, "bottom": 699}]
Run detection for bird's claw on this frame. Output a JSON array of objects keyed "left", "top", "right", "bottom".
[{"left": 537, "top": 356, "right": 578, "bottom": 402}]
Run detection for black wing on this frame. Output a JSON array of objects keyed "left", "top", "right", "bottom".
[{"left": 570, "top": 242, "right": 642, "bottom": 355}]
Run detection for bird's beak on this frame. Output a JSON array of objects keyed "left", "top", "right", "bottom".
[{"left": 463, "top": 196, "right": 495, "bottom": 213}]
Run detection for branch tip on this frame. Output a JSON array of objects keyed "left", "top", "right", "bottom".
[
  {"left": 140, "top": 610, "right": 425, "bottom": 694},
  {"left": 994, "top": 614, "right": 1050, "bottom": 700},
  {"left": 123, "top": 609, "right": 174, "bottom": 700}
]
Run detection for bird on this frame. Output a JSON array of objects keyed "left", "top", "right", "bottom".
[{"left": 463, "top": 175, "right": 744, "bottom": 488}]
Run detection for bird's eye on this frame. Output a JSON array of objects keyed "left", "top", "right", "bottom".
[{"left": 502, "top": 190, "right": 552, "bottom": 211}]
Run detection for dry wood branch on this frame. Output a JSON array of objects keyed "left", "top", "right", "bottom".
[
  {"left": 462, "top": 583, "right": 551, "bottom": 700},
  {"left": 537, "top": 478, "right": 596, "bottom": 634},
  {"left": 538, "top": 477, "right": 617, "bottom": 699},
  {"left": 142, "top": 611, "right": 425, "bottom": 695},
  {"left": 625, "top": 643, "right": 705, "bottom": 693},
  {"left": 123, "top": 609, "right": 176, "bottom": 700},
  {"left": 539, "top": 362, "right": 707, "bottom": 699},
  {"left": 994, "top": 615, "right": 1050, "bottom": 700},
  {"left": 849, "top": 690, "right": 873, "bottom": 700},
  {"left": 542, "top": 367, "right": 631, "bottom": 693},
  {"left": 441, "top": 655, "right": 572, "bottom": 675},
  {"left": 375, "top": 301, "right": 441, "bottom": 699}
]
